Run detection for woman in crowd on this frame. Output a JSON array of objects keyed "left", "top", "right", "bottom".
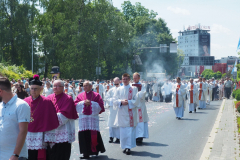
[
  {"left": 24, "top": 82, "right": 30, "bottom": 96},
  {"left": 16, "top": 84, "right": 29, "bottom": 99}
]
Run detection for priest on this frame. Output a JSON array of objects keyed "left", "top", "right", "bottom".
[
  {"left": 75, "top": 81, "right": 105, "bottom": 159},
  {"left": 47, "top": 80, "right": 78, "bottom": 160},
  {"left": 24, "top": 75, "right": 59, "bottom": 160},
  {"left": 198, "top": 77, "right": 208, "bottom": 109},
  {"left": 186, "top": 78, "right": 198, "bottom": 113},
  {"left": 172, "top": 77, "right": 186, "bottom": 120},
  {"left": 113, "top": 73, "right": 139, "bottom": 155},
  {"left": 132, "top": 72, "right": 149, "bottom": 143},
  {"left": 105, "top": 77, "right": 121, "bottom": 143}
]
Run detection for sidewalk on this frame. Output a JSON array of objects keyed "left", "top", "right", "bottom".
[{"left": 208, "top": 99, "right": 240, "bottom": 160}]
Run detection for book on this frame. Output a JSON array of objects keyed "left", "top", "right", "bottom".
[{"left": 132, "top": 84, "right": 142, "bottom": 91}]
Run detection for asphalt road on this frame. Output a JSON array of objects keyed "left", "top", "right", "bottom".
[{"left": 70, "top": 100, "right": 223, "bottom": 160}]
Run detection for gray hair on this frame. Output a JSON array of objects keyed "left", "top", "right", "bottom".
[
  {"left": 54, "top": 80, "right": 64, "bottom": 86},
  {"left": 83, "top": 81, "right": 92, "bottom": 86},
  {"left": 113, "top": 77, "right": 120, "bottom": 81}
]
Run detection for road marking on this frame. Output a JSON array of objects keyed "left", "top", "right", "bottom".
[{"left": 199, "top": 99, "right": 225, "bottom": 160}]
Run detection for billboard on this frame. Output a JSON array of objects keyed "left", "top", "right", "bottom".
[{"left": 199, "top": 35, "right": 210, "bottom": 56}]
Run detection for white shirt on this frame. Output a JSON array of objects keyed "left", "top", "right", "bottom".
[
  {"left": 43, "top": 88, "right": 54, "bottom": 97},
  {"left": 0, "top": 95, "right": 30, "bottom": 159}
]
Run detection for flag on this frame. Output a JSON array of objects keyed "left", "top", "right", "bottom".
[{"left": 237, "top": 37, "right": 240, "bottom": 52}]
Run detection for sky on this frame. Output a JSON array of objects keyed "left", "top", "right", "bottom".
[{"left": 112, "top": 0, "right": 240, "bottom": 59}]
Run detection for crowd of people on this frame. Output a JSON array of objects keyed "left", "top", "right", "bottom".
[{"left": 0, "top": 73, "right": 235, "bottom": 160}]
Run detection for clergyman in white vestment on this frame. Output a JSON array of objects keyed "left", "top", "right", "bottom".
[
  {"left": 113, "top": 73, "right": 139, "bottom": 155},
  {"left": 132, "top": 72, "right": 149, "bottom": 143},
  {"left": 105, "top": 77, "right": 121, "bottom": 143}
]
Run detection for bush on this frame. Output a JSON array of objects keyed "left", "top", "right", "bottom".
[
  {"left": 238, "top": 106, "right": 240, "bottom": 113},
  {"left": 236, "top": 101, "right": 240, "bottom": 109},
  {"left": 233, "top": 89, "right": 240, "bottom": 98},
  {"left": 236, "top": 92, "right": 240, "bottom": 101}
]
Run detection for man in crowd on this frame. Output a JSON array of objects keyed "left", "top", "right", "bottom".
[
  {"left": 113, "top": 73, "right": 138, "bottom": 155},
  {"left": 132, "top": 72, "right": 149, "bottom": 143},
  {"left": 105, "top": 77, "right": 121, "bottom": 143},
  {"left": 172, "top": 77, "right": 186, "bottom": 120},
  {"left": 0, "top": 77, "right": 30, "bottom": 160},
  {"left": 75, "top": 81, "right": 105, "bottom": 159},
  {"left": 211, "top": 77, "right": 216, "bottom": 101},
  {"left": 198, "top": 77, "right": 208, "bottom": 109},
  {"left": 47, "top": 80, "right": 79, "bottom": 160},
  {"left": 224, "top": 77, "right": 233, "bottom": 99},
  {"left": 24, "top": 75, "right": 59, "bottom": 160},
  {"left": 186, "top": 78, "right": 198, "bottom": 113}
]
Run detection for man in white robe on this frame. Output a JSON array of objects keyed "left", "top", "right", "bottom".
[
  {"left": 172, "top": 77, "right": 186, "bottom": 119},
  {"left": 207, "top": 80, "right": 213, "bottom": 105},
  {"left": 113, "top": 73, "right": 138, "bottom": 155},
  {"left": 93, "top": 79, "right": 104, "bottom": 98},
  {"left": 186, "top": 78, "right": 198, "bottom": 113},
  {"left": 152, "top": 81, "right": 159, "bottom": 102},
  {"left": 132, "top": 73, "right": 149, "bottom": 143},
  {"left": 198, "top": 77, "right": 208, "bottom": 109},
  {"left": 162, "top": 81, "right": 172, "bottom": 102},
  {"left": 105, "top": 77, "right": 120, "bottom": 143}
]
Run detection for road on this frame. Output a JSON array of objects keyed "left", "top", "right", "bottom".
[{"left": 70, "top": 100, "right": 223, "bottom": 160}]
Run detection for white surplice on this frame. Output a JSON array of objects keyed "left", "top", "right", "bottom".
[
  {"left": 105, "top": 86, "right": 120, "bottom": 139},
  {"left": 76, "top": 101, "right": 101, "bottom": 132},
  {"left": 113, "top": 84, "right": 138, "bottom": 149},
  {"left": 198, "top": 82, "right": 208, "bottom": 109},
  {"left": 131, "top": 82, "right": 149, "bottom": 139},
  {"left": 186, "top": 83, "right": 198, "bottom": 111},
  {"left": 172, "top": 83, "right": 186, "bottom": 118}
]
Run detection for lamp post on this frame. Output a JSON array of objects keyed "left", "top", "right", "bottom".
[{"left": 32, "top": 38, "right": 34, "bottom": 73}]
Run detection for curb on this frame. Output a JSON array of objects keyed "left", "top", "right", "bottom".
[{"left": 199, "top": 99, "right": 226, "bottom": 160}]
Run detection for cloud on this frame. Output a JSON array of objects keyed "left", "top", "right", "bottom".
[
  {"left": 211, "top": 24, "right": 231, "bottom": 34},
  {"left": 167, "top": 6, "right": 190, "bottom": 15}
]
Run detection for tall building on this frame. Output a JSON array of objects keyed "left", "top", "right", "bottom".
[{"left": 178, "top": 24, "right": 212, "bottom": 77}]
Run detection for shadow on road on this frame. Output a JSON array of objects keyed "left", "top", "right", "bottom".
[
  {"left": 194, "top": 112, "right": 208, "bottom": 114},
  {"left": 88, "top": 155, "right": 118, "bottom": 160},
  {"left": 181, "top": 118, "right": 199, "bottom": 121},
  {"left": 137, "top": 142, "right": 168, "bottom": 147},
  {"left": 203, "top": 107, "right": 219, "bottom": 110},
  {"left": 131, "top": 151, "right": 162, "bottom": 158}
]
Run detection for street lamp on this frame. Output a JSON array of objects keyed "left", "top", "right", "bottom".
[{"left": 32, "top": 38, "right": 34, "bottom": 73}]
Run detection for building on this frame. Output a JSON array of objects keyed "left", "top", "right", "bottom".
[{"left": 177, "top": 24, "right": 212, "bottom": 77}]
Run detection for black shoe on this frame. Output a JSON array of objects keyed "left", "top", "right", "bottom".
[
  {"left": 123, "top": 149, "right": 127, "bottom": 153},
  {"left": 126, "top": 149, "right": 131, "bottom": 155},
  {"left": 115, "top": 138, "right": 120, "bottom": 143},
  {"left": 189, "top": 111, "right": 192, "bottom": 113},
  {"left": 136, "top": 138, "right": 143, "bottom": 143},
  {"left": 109, "top": 137, "right": 113, "bottom": 143},
  {"left": 194, "top": 109, "right": 196, "bottom": 112},
  {"left": 80, "top": 155, "right": 89, "bottom": 159},
  {"left": 178, "top": 117, "right": 181, "bottom": 120}
]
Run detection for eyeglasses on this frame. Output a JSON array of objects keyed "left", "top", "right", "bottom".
[{"left": 30, "top": 88, "right": 39, "bottom": 91}]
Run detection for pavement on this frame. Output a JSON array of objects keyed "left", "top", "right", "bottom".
[
  {"left": 206, "top": 99, "right": 240, "bottom": 160},
  {"left": 69, "top": 100, "right": 224, "bottom": 160}
]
